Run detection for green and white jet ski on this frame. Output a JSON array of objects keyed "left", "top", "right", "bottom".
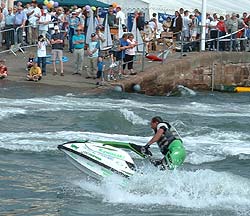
[{"left": 58, "top": 140, "right": 152, "bottom": 180}]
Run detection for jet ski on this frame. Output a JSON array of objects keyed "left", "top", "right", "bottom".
[{"left": 58, "top": 140, "right": 152, "bottom": 180}]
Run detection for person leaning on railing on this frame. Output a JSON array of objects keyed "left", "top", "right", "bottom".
[
  {"left": 4, "top": 7, "right": 15, "bottom": 50},
  {"left": 124, "top": 33, "right": 138, "bottom": 75},
  {"left": 216, "top": 16, "right": 226, "bottom": 51},
  {"left": 226, "top": 13, "right": 247, "bottom": 51},
  {"left": 209, "top": 14, "right": 219, "bottom": 51},
  {"left": 0, "top": 7, "right": 5, "bottom": 48},
  {"left": 13, "top": 6, "right": 27, "bottom": 45},
  {"left": 38, "top": 9, "right": 51, "bottom": 38}
]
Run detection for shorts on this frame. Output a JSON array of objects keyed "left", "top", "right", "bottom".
[
  {"left": 96, "top": 70, "right": 102, "bottom": 78},
  {"left": 109, "top": 50, "right": 121, "bottom": 61},
  {"left": 51, "top": 49, "right": 63, "bottom": 61}
]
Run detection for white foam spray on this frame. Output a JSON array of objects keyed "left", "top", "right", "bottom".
[
  {"left": 119, "top": 108, "right": 149, "bottom": 125},
  {"left": 74, "top": 168, "right": 250, "bottom": 213}
]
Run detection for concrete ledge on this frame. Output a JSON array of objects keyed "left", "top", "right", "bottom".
[{"left": 118, "top": 52, "right": 250, "bottom": 95}]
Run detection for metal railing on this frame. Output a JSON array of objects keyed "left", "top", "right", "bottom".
[{"left": 0, "top": 21, "right": 60, "bottom": 55}]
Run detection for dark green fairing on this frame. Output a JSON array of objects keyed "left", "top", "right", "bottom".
[
  {"left": 96, "top": 141, "right": 150, "bottom": 158},
  {"left": 63, "top": 140, "right": 150, "bottom": 158}
]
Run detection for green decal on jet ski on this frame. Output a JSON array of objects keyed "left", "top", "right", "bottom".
[
  {"left": 99, "top": 148, "right": 124, "bottom": 159},
  {"left": 89, "top": 153, "right": 101, "bottom": 161},
  {"left": 71, "top": 144, "right": 79, "bottom": 150}
]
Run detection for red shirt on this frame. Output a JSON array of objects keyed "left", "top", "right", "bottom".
[{"left": 217, "top": 21, "right": 225, "bottom": 32}]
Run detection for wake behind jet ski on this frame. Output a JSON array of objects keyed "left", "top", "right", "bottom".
[{"left": 58, "top": 140, "right": 152, "bottom": 180}]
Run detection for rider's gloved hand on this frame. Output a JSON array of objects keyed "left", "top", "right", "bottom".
[{"left": 142, "top": 143, "right": 150, "bottom": 153}]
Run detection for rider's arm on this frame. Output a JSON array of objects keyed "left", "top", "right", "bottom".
[{"left": 146, "top": 128, "right": 164, "bottom": 146}]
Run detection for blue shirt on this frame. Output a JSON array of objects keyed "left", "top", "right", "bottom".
[
  {"left": 14, "top": 11, "right": 27, "bottom": 25},
  {"left": 69, "top": 16, "right": 80, "bottom": 29},
  {"left": 97, "top": 61, "right": 103, "bottom": 72},
  {"left": 119, "top": 38, "right": 129, "bottom": 59},
  {"left": 72, "top": 34, "right": 85, "bottom": 49},
  {"left": 5, "top": 13, "right": 15, "bottom": 25}
]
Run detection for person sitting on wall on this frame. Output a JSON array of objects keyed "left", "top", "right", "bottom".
[
  {"left": 26, "top": 61, "right": 42, "bottom": 82},
  {"left": 0, "top": 60, "right": 8, "bottom": 79}
]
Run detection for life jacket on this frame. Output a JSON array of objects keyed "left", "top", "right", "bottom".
[{"left": 154, "top": 122, "right": 180, "bottom": 154}]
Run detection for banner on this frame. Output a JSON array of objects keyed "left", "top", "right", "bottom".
[{"left": 158, "top": 13, "right": 175, "bottom": 23}]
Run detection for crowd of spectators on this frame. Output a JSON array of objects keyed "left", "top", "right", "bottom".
[
  {"left": 140, "top": 8, "right": 250, "bottom": 52},
  {"left": 1, "top": 1, "right": 250, "bottom": 83}
]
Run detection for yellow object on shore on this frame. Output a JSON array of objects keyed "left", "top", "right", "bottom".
[{"left": 235, "top": 87, "right": 250, "bottom": 93}]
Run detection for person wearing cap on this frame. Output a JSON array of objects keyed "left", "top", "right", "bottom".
[
  {"left": 143, "top": 116, "right": 186, "bottom": 170},
  {"left": 116, "top": 5, "right": 126, "bottom": 25},
  {"left": 72, "top": 27, "right": 85, "bottom": 75},
  {"left": 86, "top": 33, "right": 99, "bottom": 79},
  {"left": 50, "top": 25, "right": 64, "bottom": 76},
  {"left": 38, "top": 9, "right": 51, "bottom": 37}
]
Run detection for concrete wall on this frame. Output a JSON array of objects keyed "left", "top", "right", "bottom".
[{"left": 121, "top": 52, "right": 250, "bottom": 95}]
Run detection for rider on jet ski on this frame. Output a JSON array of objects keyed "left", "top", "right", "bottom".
[{"left": 144, "top": 116, "right": 186, "bottom": 169}]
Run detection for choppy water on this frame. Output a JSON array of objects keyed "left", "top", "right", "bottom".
[{"left": 0, "top": 81, "right": 250, "bottom": 216}]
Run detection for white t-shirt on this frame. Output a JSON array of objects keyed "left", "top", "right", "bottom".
[
  {"left": 125, "top": 39, "right": 136, "bottom": 55},
  {"left": 182, "top": 16, "right": 190, "bottom": 31},
  {"left": 37, "top": 41, "right": 47, "bottom": 57},
  {"left": 206, "top": 18, "right": 211, "bottom": 34},
  {"left": 149, "top": 20, "right": 156, "bottom": 31},
  {"left": 116, "top": 10, "right": 126, "bottom": 25},
  {"left": 210, "top": 20, "right": 219, "bottom": 30},
  {"left": 28, "top": 6, "right": 41, "bottom": 26},
  {"left": 39, "top": 14, "right": 51, "bottom": 31}
]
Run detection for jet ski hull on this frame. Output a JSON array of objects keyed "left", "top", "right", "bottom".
[{"left": 58, "top": 141, "right": 136, "bottom": 179}]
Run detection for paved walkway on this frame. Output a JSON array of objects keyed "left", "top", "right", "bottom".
[{"left": 0, "top": 45, "right": 180, "bottom": 93}]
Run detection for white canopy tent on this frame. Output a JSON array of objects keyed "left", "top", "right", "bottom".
[{"left": 100, "top": 0, "right": 250, "bottom": 19}]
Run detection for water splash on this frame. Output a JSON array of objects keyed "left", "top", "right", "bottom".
[
  {"left": 1, "top": 96, "right": 250, "bottom": 120},
  {"left": 119, "top": 108, "right": 149, "bottom": 125},
  {"left": 0, "top": 107, "right": 27, "bottom": 120},
  {"left": 167, "top": 85, "right": 196, "bottom": 97},
  {"left": 75, "top": 168, "right": 250, "bottom": 212}
]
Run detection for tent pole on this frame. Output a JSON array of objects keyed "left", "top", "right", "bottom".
[{"left": 201, "top": 0, "right": 207, "bottom": 51}]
